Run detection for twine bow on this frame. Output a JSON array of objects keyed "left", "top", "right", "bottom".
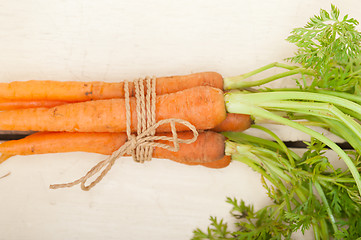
[{"left": 50, "top": 76, "right": 198, "bottom": 191}]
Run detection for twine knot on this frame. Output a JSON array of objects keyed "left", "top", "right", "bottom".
[
  {"left": 125, "top": 134, "right": 137, "bottom": 156},
  {"left": 50, "top": 76, "right": 198, "bottom": 191}
]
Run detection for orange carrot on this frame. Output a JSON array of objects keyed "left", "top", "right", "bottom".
[
  {"left": 0, "top": 113, "right": 252, "bottom": 134},
  {"left": 0, "top": 131, "right": 229, "bottom": 168},
  {"left": 202, "top": 156, "right": 231, "bottom": 168},
  {"left": 0, "top": 104, "right": 251, "bottom": 133},
  {"left": 0, "top": 72, "right": 223, "bottom": 101},
  {"left": 0, "top": 132, "right": 127, "bottom": 156},
  {"left": 0, "top": 86, "right": 226, "bottom": 132},
  {"left": 212, "top": 113, "right": 252, "bottom": 132},
  {"left": 0, "top": 104, "right": 252, "bottom": 133},
  {"left": 0, "top": 154, "right": 11, "bottom": 164},
  {"left": 0, "top": 100, "right": 72, "bottom": 110}
]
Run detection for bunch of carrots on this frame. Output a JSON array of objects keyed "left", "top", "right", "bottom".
[
  {"left": 3, "top": 5, "right": 361, "bottom": 238},
  {"left": 0, "top": 72, "right": 252, "bottom": 170},
  {"left": 1, "top": 5, "right": 359, "bottom": 238}
]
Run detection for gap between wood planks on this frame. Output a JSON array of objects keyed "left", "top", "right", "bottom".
[{"left": 0, "top": 131, "right": 353, "bottom": 150}]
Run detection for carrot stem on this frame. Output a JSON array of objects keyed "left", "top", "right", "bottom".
[
  {"left": 314, "top": 181, "right": 338, "bottom": 233},
  {"left": 223, "top": 62, "right": 315, "bottom": 90},
  {"left": 225, "top": 91, "right": 361, "bottom": 197}
]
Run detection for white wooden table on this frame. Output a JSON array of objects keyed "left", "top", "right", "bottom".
[{"left": 0, "top": 1, "right": 359, "bottom": 239}]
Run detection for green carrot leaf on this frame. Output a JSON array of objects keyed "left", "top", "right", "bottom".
[{"left": 286, "top": 5, "right": 361, "bottom": 93}]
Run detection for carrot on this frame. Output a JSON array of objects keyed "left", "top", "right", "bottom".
[
  {"left": 171, "top": 155, "right": 231, "bottom": 168},
  {"left": 0, "top": 72, "right": 223, "bottom": 101},
  {"left": 201, "top": 156, "right": 231, "bottom": 168},
  {"left": 0, "top": 154, "right": 11, "bottom": 164},
  {"left": 212, "top": 113, "right": 252, "bottom": 132},
  {"left": 0, "top": 113, "right": 251, "bottom": 134},
  {"left": 0, "top": 100, "right": 72, "bottom": 110},
  {"left": 0, "top": 132, "right": 126, "bottom": 156},
  {"left": 0, "top": 131, "right": 229, "bottom": 168},
  {"left": 0, "top": 103, "right": 251, "bottom": 133},
  {"left": 0, "top": 86, "right": 226, "bottom": 132}
]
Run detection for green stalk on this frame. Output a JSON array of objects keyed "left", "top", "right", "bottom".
[
  {"left": 227, "top": 62, "right": 299, "bottom": 80},
  {"left": 230, "top": 91, "right": 361, "bottom": 147},
  {"left": 257, "top": 101, "right": 341, "bottom": 122},
  {"left": 251, "top": 125, "right": 295, "bottom": 167},
  {"left": 223, "top": 62, "right": 315, "bottom": 90},
  {"left": 224, "top": 131, "right": 300, "bottom": 161},
  {"left": 230, "top": 143, "right": 290, "bottom": 180},
  {"left": 337, "top": 106, "right": 361, "bottom": 122},
  {"left": 268, "top": 88, "right": 361, "bottom": 105},
  {"left": 346, "top": 67, "right": 361, "bottom": 77},
  {"left": 283, "top": 120, "right": 329, "bottom": 128},
  {"left": 247, "top": 145, "right": 292, "bottom": 170},
  {"left": 296, "top": 169, "right": 355, "bottom": 183},
  {"left": 232, "top": 153, "right": 286, "bottom": 192},
  {"left": 225, "top": 94, "right": 361, "bottom": 197},
  {"left": 258, "top": 156, "right": 293, "bottom": 212},
  {"left": 322, "top": 118, "right": 361, "bottom": 153},
  {"left": 257, "top": 100, "right": 361, "bottom": 143},
  {"left": 224, "top": 67, "right": 314, "bottom": 90},
  {"left": 318, "top": 219, "right": 329, "bottom": 240},
  {"left": 231, "top": 145, "right": 305, "bottom": 209},
  {"left": 226, "top": 137, "right": 298, "bottom": 174},
  {"left": 313, "top": 223, "right": 321, "bottom": 240},
  {"left": 270, "top": 88, "right": 361, "bottom": 119},
  {"left": 232, "top": 140, "right": 311, "bottom": 196},
  {"left": 227, "top": 91, "right": 361, "bottom": 117},
  {"left": 307, "top": 180, "right": 325, "bottom": 240},
  {"left": 258, "top": 155, "right": 292, "bottom": 183},
  {"left": 316, "top": 90, "right": 361, "bottom": 102},
  {"left": 255, "top": 114, "right": 331, "bottom": 127},
  {"left": 284, "top": 113, "right": 361, "bottom": 153},
  {"left": 270, "top": 201, "right": 287, "bottom": 219},
  {"left": 314, "top": 181, "right": 338, "bottom": 233}
]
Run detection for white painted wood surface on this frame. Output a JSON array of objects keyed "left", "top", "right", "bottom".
[{"left": 0, "top": 1, "right": 359, "bottom": 239}]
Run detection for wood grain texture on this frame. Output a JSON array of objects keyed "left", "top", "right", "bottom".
[{"left": 0, "top": 1, "right": 359, "bottom": 240}]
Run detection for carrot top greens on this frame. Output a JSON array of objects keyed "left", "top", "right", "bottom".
[
  {"left": 193, "top": 5, "right": 361, "bottom": 239},
  {"left": 286, "top": 4, "right": 361, "bottom": 93},
  {"left": 223, "top": 5, "right": 361, "bottom": 92},
  {"left": 194, "top": 130, "right": 361, "bottom": 239}
]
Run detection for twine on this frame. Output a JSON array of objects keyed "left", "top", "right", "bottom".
[
  {"left": 0, "top": 171, "right": 10, "bottom": 179},
  {"left": 50, "top": 76, "right": 198, "bottom": 191}
]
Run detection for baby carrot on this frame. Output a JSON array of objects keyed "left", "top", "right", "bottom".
[
  {"left": 0, "top": 131, "right": 229, "bottom": 168},
  {"left": 0, "top": 72, "right": 223, "bottom": 101},
  {"left": 0, "top": 103, "right": 252, "bottom": 134},
  {"left": 212, "top": 113, "right": 252, "bottom": 132},
  {"left": 201, "top": 156, "right": 231, "bottom": 168},
  {"left": 0, "top": 103, "right": 251, "bottom": 133},
  {"left": 0, "top": 86, "right": 226, "bottom": 132},
  {"left": 0, "top": 100, "right": 72, "bottom": 110}
]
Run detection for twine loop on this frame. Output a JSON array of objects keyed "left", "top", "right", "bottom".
[{"left": 50, "top": 76, "right": 198, "bottom": 191}]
